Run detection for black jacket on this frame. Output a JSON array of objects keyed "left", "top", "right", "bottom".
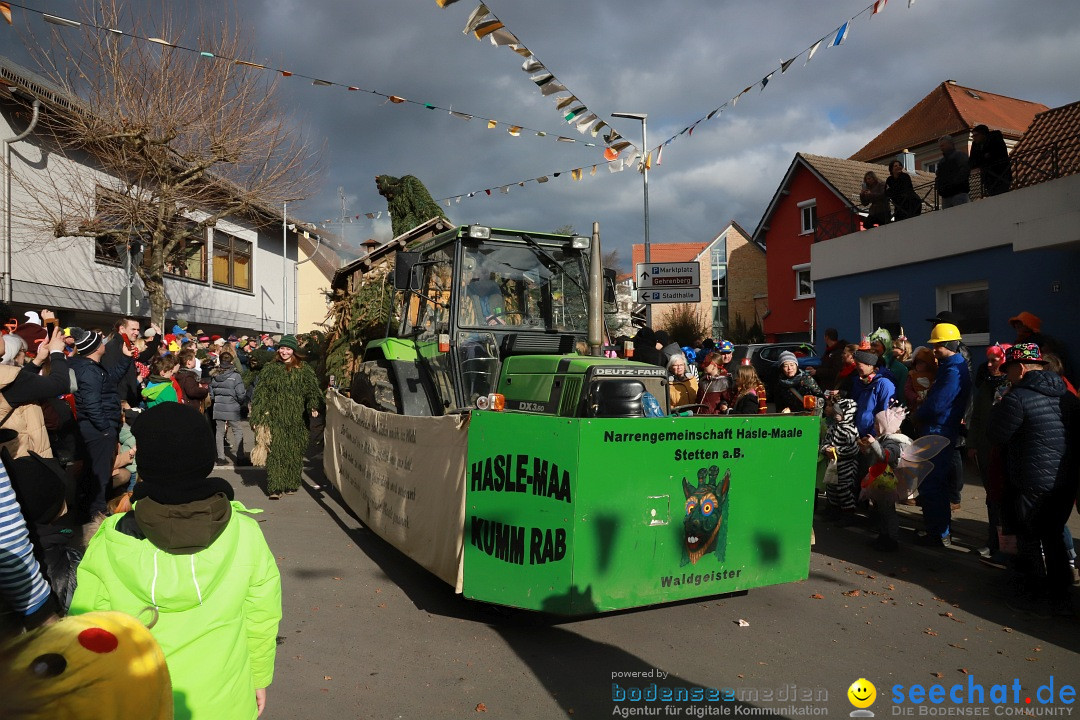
[
  {"left": 70, "top": 355, "right": 132, "bottom": 432},
  {"left": 989, "top": 370, "right": 1079, "bottom": 503},
  {"left": 935, "top": 149, "right": 970, "bottom": 198}
]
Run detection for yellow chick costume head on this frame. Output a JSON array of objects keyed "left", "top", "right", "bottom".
[{"left": 0, "top": 610, "right": 172, "bottom": 720}]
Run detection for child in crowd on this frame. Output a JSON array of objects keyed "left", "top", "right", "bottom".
[
  {"left": 141, "top": 355, "right": 182, "bottom": 408},
  {"left": 210, "top": 351, "right": 249, "bottom": 466},
  {"left": 731, "top": 364, "right": 767, "bottom": 415},
  {"left": 821, "top": 397, "right": 860, "bottom": 515},
  {"left": 904, "top": 346, "right": 937, "bottom": 415},
  {"left": 695, "top": 352, "right": 732, "bottom": 414},
  {"left": 70, "top": 402, "right": 282, "bottom": 720}
]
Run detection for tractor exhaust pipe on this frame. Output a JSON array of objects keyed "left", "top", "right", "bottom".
[{"left": 588, "top": 221, "right": 603, "bottom": 356}]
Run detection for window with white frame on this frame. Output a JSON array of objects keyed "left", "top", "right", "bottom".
[
  {"left": 793, "top": 263, "right": 814, "bottom": 299},
  {"left": 213, "top": 230, "right": 253, "bottom": 292},
  {"left": 860, "top": 293, "right": 901, "bottom": 339},
  {"left": 923, "top": 159, "right": 940, "bottom": 174},
  {"left": 936, "top": 282, "right": 989, "bottom": 345},
  {"left": 797, "top": 199, "right": 817, "bottom": 234}
]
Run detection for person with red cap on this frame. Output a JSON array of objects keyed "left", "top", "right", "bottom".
[
  {"left": 1009, "top": 311, "right": 1068, "bottom": 376},
  {"left": 990, "top": 343, "right": 1080, "bottom": 618}
]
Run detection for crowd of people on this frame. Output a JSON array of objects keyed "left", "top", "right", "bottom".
[
  {"left": 0, "top": 307, "right": 330, "bottom": 716},
  {"left": 858, "top": 125, "right": 1014, "bottom": 230},
  {"left": 634, "top": 308, "right": 1078, "bottom": 619}
]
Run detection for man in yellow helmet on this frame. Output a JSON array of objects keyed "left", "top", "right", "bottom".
[{"left": 914, "top": 323, "right": 973, "bottom": 547}]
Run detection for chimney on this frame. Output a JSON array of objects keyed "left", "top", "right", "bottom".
[{"left": 899, "top": 149, "right": 916, "bottom": 175}]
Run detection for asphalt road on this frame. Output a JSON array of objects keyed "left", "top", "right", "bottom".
[{"left": 226, "top": 439, "right": 1080, "bottom": 720}]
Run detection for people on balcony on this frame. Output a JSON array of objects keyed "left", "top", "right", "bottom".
[
  {"left": 969, "top": 124, "right": 1012, "bottom": 197},
  {"left": 886, "top": 160, "right": 922, "bottom": 220},
  {"left": 935, "top": 136, "right": 971, "bottom": 208},
  {"left": 859, "top": 171, "right": 891, "bottom": 229}
]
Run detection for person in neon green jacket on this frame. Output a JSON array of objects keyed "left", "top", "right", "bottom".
[{"left": 70, "top": 403, "right": 281, "bottom": 720}]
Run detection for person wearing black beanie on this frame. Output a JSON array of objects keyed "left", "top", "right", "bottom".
[{"left": 70, "top": 402, "right": 282, "bottom": 720}]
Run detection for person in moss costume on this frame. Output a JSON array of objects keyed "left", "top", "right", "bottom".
[{"left": 250, "top": 335, "right": 322, "bottom": 499}]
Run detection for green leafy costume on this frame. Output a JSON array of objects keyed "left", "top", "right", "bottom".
[{"left": 250, "top": 361, "right": 322, "bottom": 494}]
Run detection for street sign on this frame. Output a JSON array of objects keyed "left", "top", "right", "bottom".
[
  {"left": 636, "top": 262, "right": 700, "bottom": 289},
  {"left": 635, "top": 287, "right": 702, "bottom": 304}
]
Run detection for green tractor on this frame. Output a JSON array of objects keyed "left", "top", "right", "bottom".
[{"left": 351, "top": 224, "right": 674, "bottom": 419}]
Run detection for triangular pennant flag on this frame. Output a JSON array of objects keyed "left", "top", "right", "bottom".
[
  {"left": 643, "top": 152, "right": 653, "bottom": 170},
  {"left": 280, "top": 70, "right": 293, "bottom": 77},
  {"left": 706, "top": 107, "right": 721, "bottom": 120},
  {"left": 235, "top": 60, "right": 267, "bottom": 69},
  {"left": 0, "top": 3, "right": 11, "bottom": 24},
  {"left": 553, "top": 172, "right": 561, "bottom": 178},
  {"left": 464, "top": 4, "right": 490, "bottom": 34},
  {"left": 603, "top": 146, "right": 621, "bottom": 161},
  {"left": 376, "top": 212, "right": 383, "bottom": 219},
  {"left": 522, "top": 58, "right": 544, "bottom": 73},
  {"left": 473, "top": 19, "right": 505, "bottom": 40},
  {"left": 43, "top": 14, "right": 81, "bottom": 27},
  {"left": 445, "top": 199, "right": 452, "bottom": 207},
  {"left": 656, "top": 145, "right": 664, "bottom": 166},
  {"left": 873, "top": 0, "right": 887, "bottom": 13},
  {"left": 539, "top": 81, "right": 567, "bottom": 96},
  {"left": 450, "top": 111, "right": 473, "bottom": 120},
  {"left": 761, "top": 71, "right": 774, "bottom": 90},
  {"left": 564, "top": 106, "right": 586, "bottom": 122},
  {"left": 488, "top": 27, "right": 520, "bottom": 46},
  {"left": 780, "top": 57, "right": 795, "bottom": 73},
  {"left": 389, "top": 95, "right": 405, "bottom": 103},
  {"left": 456, "top": 197, "right": 462, "bottom": 203},
  {"left": 536, "top": 131, "right": 547, "bottom": 137},
  {"left": 590, "top": 165, "right": 597, "bottom": 176},
  {"left": 575, "top": 114, "right": 597, "bottom": 133},
  {"left": 485, "top": 189, "right": 492, "bottom": 195},
  {"left": 806, "top": 38, "right": 823, "bottom": 65},
  {"left": 555, "top": 96, "right": 578, "bottom": 110},
  {"left": 509, "top": 45, "right": 532, "bottom": 57},
  {"left": 608, "top": 159, "right": 625, "bottom": 173},
  {"left": 487, "top": 119, "right": 497, "bottom": 129},
  {"left": 571, "top": 168, "right": 583, "bottom": 181},
  {"left": 590, "top": 121, "right": 607, "bottom": 138},
  {"left": 829, "top": 22, "right": 849, "bottom": 47},
  {"left": 312, "top": 79, "right": 332, "bottom": 86},
  {"left": 611, "top": 141, "right": 632, "bottom": 153},
  {"left": 518, "top": 182, "right": 525, "bottom": 187},
  {"left": 365, "top": 213, "right": 375, "bottom": 219},
  {"left": 500, "top": 185, "right": 510, "bottom": 194},
  {"left": 507, "top": 126, "right": 521, "bottom": 136},
  {"left": 537, "top": 176, "right": 549, "bottom": 183},
  {"left": 556, "top": 136, "right": 575, "bottom": 143},
  {"left": 436, "top": 0, "right": 462, "bottom": 6},
  {"left": 908, "top": 0, "right": 915, "bottom": 6}
]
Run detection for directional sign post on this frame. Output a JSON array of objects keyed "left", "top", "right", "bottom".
[
  {"left": 636, "top": 288, "right": 702, "bottom": 304},
  {"left": 635, "top": 261, "right": 700, "bottom": 303}
]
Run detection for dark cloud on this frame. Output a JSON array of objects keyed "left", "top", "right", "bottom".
[{"left": 5, "top": 0, "right": 1078, "bottom": 268}]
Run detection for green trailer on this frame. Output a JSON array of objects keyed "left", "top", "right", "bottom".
[{"left": 324, "top": 223, "right": 818, "bottom": 615}]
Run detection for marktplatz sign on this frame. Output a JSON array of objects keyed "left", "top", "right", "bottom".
[{"left": 636, "top": 288, "right": 702, "bottom": 304}]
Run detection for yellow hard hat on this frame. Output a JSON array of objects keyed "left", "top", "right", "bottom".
[{"left": 928, "top": 323, "right": 962, "bottom": 344}]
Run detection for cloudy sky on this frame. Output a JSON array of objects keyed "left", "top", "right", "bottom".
[{"left": 5, "top": 1, "right": 1080, "bottom": 267}]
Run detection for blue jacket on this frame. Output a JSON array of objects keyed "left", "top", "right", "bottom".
[
  {"left": 917, "top": 352, "right": 971, "bottom": 441},
  {"left": 71, "top": 355, "right": 132, "bottom": 433},
  {"left": 849, "top": 373, "right": 895, "bottom": 437}
]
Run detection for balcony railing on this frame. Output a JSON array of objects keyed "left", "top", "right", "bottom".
[{"left": 813, "top": 132, "right": 1080, "bottom": 243}]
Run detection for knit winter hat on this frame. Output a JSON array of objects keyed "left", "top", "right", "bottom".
[
  {"left": 278, "top": 334, "right": 299, "bottom": 351},
  {"left": 131, "top": 403, "right": 233, "bottom": 505},
  {"left": 853, "top": 349, "right": 880, "bottom": 366},
  {"left": 70, "top": 327, "right": 103, "bottom": 356},
  {"left": 777, "top": 350, "right": 798, "bottom": 366}
]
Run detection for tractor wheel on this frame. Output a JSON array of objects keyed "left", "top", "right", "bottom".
[{"left": 350, "top": 360, "right": 400, "bottom": 414}]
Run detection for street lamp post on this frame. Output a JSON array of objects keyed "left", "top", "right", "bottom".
[{"left": 611, "top": 112, "right": 651, "bottom": 327}]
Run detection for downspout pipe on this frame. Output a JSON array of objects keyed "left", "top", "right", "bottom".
[{"left": 3, "top": 96, "right": 41, "bottom": 304}]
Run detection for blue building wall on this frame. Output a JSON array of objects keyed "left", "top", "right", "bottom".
[{"left": 814, "top": 244, "right": 1080, "bottom": 366}]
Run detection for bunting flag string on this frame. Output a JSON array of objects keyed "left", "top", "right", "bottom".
[
  {"left": 634, "top": 0, "right": 909, "bottom": 176},
  {"left": 437, "top": 2, "right": 626, "bottom": 154},
  {"left": 0, "top": 1, "right": 606, "bottom": 154}
]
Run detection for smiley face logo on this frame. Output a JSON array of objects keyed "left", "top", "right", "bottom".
[{"left": 847, "top": 678, "right": 877, "bottom": 709}]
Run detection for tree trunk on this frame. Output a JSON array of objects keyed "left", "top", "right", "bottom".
[{"left": 144, "top": 274, "right": 170, "bottom": 329}]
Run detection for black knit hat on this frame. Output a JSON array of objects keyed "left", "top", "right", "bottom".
[
  {"left": 131, "top": 403, "right": 233, "bottom": 504},
  {"left": 69, "top": 326, "right": 103, "bottom": 356},
  {"left": 853, "top": 349, "right": 880, "bottom": 366}
]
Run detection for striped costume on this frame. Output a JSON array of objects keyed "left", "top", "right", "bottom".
[{"left": 821, "top": 398, "right": 861, "bottom": 510}]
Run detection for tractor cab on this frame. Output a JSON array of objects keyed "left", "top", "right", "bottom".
[{"left": 356, "top": 225, "right": 612, "bottom": 416}]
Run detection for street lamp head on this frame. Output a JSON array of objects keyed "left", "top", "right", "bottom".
[{"left": 611, "top": 112, "right": 647, "bottom": 121}]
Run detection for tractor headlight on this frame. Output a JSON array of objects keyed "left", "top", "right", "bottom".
[
  {"left": 570, "top": 236, "right": 590, "bottom": 250},
  {"left": 468, "top": 225, "right": 491, "bottom": 240}
]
